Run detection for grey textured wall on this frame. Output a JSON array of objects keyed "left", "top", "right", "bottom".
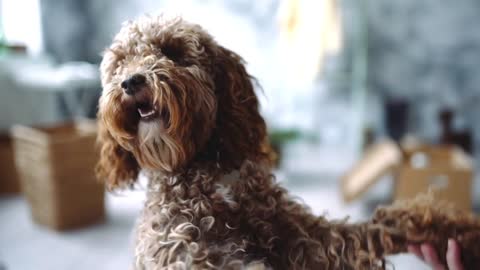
[
  {"left": 40, "top": 0, "right": 92, "bottom": 62},
  {"left": 40, "top": 0, "right": 143, "bottom": 63},
  {"left": 39, "top": 0, "right": 278, "bottom": 64},
  {"left": 353, "top": 0, "right": 480, "bottom": 146}
]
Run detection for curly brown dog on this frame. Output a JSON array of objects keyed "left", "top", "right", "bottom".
[{"left": 96, "top": 16, "right": 480, "bottom": 269}]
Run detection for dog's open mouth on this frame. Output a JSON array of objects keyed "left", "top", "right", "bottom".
[{"left": 137, "top": 103, "right": 157, "bottom": 121}]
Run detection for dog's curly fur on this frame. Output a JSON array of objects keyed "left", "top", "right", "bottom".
[{"left": 97, "top": 16, "right": 480, "bottom": 269}]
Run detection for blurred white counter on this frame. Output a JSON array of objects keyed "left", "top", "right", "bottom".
[{"left": 0, "top": 54, "right": 100, "bottom": 132}]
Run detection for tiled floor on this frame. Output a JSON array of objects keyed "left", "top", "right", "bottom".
[{"left": 0, "top": 175, "right": 432, "bottom": 270}]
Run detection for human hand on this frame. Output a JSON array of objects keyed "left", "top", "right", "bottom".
[{"left": 407, "top": 239, "right": 463, "bottom": 270}]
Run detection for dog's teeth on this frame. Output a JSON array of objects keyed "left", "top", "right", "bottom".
[{"left": 138, "top": 108, "right": 155, "bottom": 118}]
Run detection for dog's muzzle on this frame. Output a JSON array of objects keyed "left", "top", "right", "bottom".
[{"left": 121, "top": 74, "right": 147, "bottom": 95}]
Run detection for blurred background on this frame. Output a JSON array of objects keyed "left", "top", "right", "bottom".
[{"left": 1, "top": 0, "right": 479, "bottom": 269}]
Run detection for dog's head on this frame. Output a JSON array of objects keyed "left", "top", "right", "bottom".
[{"left": 97, "top": 16, "right": 270, "bottom": 188}]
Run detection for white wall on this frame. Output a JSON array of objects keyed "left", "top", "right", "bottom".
[{"left": 1, "top": 0, "right": 43, "bottom": 55}]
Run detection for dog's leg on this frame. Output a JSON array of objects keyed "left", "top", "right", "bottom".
[
  {"left": 369, "top": 195, "right": 480, "bottom": 269},
  {"left": 275, "top": 195, "right": 480, "bottom": 270},
  {"left": 274, "top": 200, "right": 385, "bottom": 269}
]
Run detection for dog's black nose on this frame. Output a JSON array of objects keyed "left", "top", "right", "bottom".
[{"left": 121, "top": 74, "right": 146, "bottom": 95}]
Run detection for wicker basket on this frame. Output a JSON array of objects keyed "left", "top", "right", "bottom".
[
  {"left": 0, "top": 134, "right": 20, "bottom": 194},
  {"left": 11, "top": 120, "right": 105, "bottom": 230}
]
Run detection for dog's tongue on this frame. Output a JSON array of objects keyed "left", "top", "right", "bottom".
[{"left": 137, "top": 106, "right": 156, "bottom": 118}]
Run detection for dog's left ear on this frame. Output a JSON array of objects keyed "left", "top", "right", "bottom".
[
  {"left": 210, "top": 46, "right": 272, "bottom": 169},
  {"left": 95, "top": 122, "right": 140, "bottom": 190}
]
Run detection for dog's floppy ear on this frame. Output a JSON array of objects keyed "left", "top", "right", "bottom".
[
  {"left": 210, "top": 46, "right": 271, "bottom": 169},
  {"left": 96, "top": 121, "right": 139, "bottom": 189}
]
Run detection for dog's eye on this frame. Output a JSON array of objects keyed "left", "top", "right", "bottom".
[{"left": 161, "top": 44, "right": 184, "bottom": 64}]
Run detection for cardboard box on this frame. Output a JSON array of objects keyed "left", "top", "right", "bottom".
[{"left": 341, "top": 140, "right": 473, "bottom": 211}]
